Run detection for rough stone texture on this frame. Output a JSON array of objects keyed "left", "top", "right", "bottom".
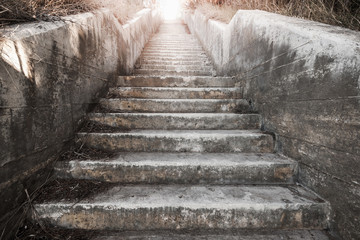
[
  {"left": 138, "top": 60, "right": 211, "bottom": 66},
  {"left": 136, "top": 64, "right": 213, "bottom": 71},
  {"left": 117, "top": 76, "right": 236, "bottom": 87},
  {"left": 108, "top": 87, "right": 241, "bottom": 99},
  {"left": 77, "top": 130, "right": 274, "bottom": 153},
  {"left": 184, "top": 9, "right": 360, "bottom": 239},
  {"left": 184, "top": 11, "right": 228, "bottom": 69},
  {"left": 88, "top": 113, "right": 260, "bottom": 130},
  {"left": 99, "top": 98, "right": 250, "bottom": 113},
  {"left": 134, "top": 69, "right": 213, "bottom": 76},
  {"left": 0, "top": 8, "right": 160, "bottom": 238},
  {"left": 34, "top": 185, "right": 330, "bottom": 231},
  {"left": 54, "top": 152, "right": 297, "bottom": 184}
]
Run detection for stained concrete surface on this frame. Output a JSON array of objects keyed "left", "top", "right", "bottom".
[
  {"left": 34, "top": 185, "right": 330, "bottom": 230},
  {"left": 54, "top": 152, "right": 297, "bottom": 184}
]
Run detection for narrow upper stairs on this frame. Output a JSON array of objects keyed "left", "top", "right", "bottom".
[{"left": 32, "top": 20, "right": 331, "bottom": 239}]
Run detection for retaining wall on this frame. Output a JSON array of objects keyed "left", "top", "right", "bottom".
[
  {"left": 0, "top": 8, "right": 160, "bottom": 237},
  {"left": 185, "top": 9, "right": 360, "bottom": 239}
]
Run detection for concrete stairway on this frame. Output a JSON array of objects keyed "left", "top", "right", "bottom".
[{"left": 33, "top": 21, "right": 331, "bottom": 239}]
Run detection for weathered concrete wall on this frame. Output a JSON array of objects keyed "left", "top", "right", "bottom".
[
  {"left": 0, "top": 8, "right": 160, "bottom": 237},
  {"left": 184, "top": 11, "right": 228, "bottom": 69},
  {"left": 184, "top": 10, "right": 360, "bottom": 239}
]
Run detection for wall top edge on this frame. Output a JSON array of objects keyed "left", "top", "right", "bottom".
[
  {"left": 0, "top": 10, "right": 107, "bottom": 41},
  {"left": 232, "top": 10, "right": 360, "bottom": 39},
  {"left": 0, "top": 7, "right": 154, "bottom": 41},
  {"left": 123, "top": 8, "right": 152, "bottom": 28},
  {"left": 188, "top": 9, "right": 360, "bottom": 48}
]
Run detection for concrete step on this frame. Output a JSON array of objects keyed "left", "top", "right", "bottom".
[
  {"left": 90, "top": 230, "right": 330, "bottom": 240},
  {"left": 148, "top": 38, "right": 199, "bottom": 41},
  {"left": 145, "top": 46, "right": 204, "bottom": 51},
  {"left": 149, "top": 34, "right": 195, "bottom": 36},
  {"left": 117, "top": 76, "right": 236, "bottom": 88},
  {"left": 147, "top": 43, "right": 200, "bottom": 46},
  {"left": 150, "top": 36, "right": 197, "bottom": 39},
  {"left": 134, "top": 69, "right": 213, "bottom": 76},
  {"left": 54, "top": 153, "right": 297, "bottom": 184},
  {"left": 34, "top": 185, "right": 330, "bottom": 231},
  {"left": 107, "top": 87, "right": 240, "bottom": 99},
  {"left": 147, "top": 40, "right": 199, "bottom": 43},
  {"left": 148, "top": 39, "right": 201, "bottom": 42},
  {"left": 137, "top": 64, "right": 213, "bottom": 71},
  {"left": 141, "top": 53, "right": 208, "bottom": 58},
  {"left": 88, "top": 113, "right": 260, "bottom": 130},
  {"left": 99, "top": 98, "right": 250, "bottom": 113},
  {"left": 143, "top": 50, "right": 206, "bottom": 55},
  {"left": 144, "top": 46, "right": 204, "bottom": 50},
  {"left": 145, "top": 45, "right": 203, "bottom": 49},
  {"left": 148, "top": 41, "right": 200, "bottom": 45},
  {"left": 77, "top": 130, "right": 273, "bottom": 153},
  {"left": 140, "top": 56, "right": 209, "bottom": 62},
  {"left": 137, "top": 60, "right": 211, "bottom": 66}
]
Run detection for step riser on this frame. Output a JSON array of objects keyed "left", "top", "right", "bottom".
[
  {"left": 88, "top": 113, "right": 260, "bottom": 130},
  {"left": 55, "top": 161, "right": 296, "bottom": 184},
  {"left": 134, "top": 70, "right": 213, "bottom": 76},
  {"left": 117, "top": 76, "right": 236, "bottom": 88},
  {"left": 99, "top": 99, "right": 250, "bottom": 113},
  {"left": 108, "top": 88, "right": 241, "bottom": 99},
  {"left": 34, "top": 203, "right": 329, "bottom": 231},
  {"left": 77, "top": 133, "right": 274, "bottom": 153}
]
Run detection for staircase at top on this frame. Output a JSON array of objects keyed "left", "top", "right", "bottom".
[{"left": 33, "top": 21, "right": 331, "bottom": 238}]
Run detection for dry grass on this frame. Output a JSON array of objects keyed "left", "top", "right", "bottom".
[
  {"left": 0, "top": 0, "right": 144, "bottom": 27},
  {"left": 185, "top": 0, "right": 360, "bottom": 31}
]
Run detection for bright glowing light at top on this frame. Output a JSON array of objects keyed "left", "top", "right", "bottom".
[{"left": 160, "top": 0, "right": 181, "bottom": 20}]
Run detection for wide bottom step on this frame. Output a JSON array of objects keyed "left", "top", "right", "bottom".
[
  {"left": 91, "top": 230, "right": 330, "bottom": 240},
  {"left": 34, "top": 185, "right": 330, "bottom": 231}
]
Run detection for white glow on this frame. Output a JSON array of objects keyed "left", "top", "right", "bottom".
[
  {"left": 160, "top": 0, "right": 181, "bottom": 20},
  {"left": 1, "top": 40, "right": 21, "bottom": 73},
  {"left": 1, "top": 40, "right": 33, "bottom": 80}
]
